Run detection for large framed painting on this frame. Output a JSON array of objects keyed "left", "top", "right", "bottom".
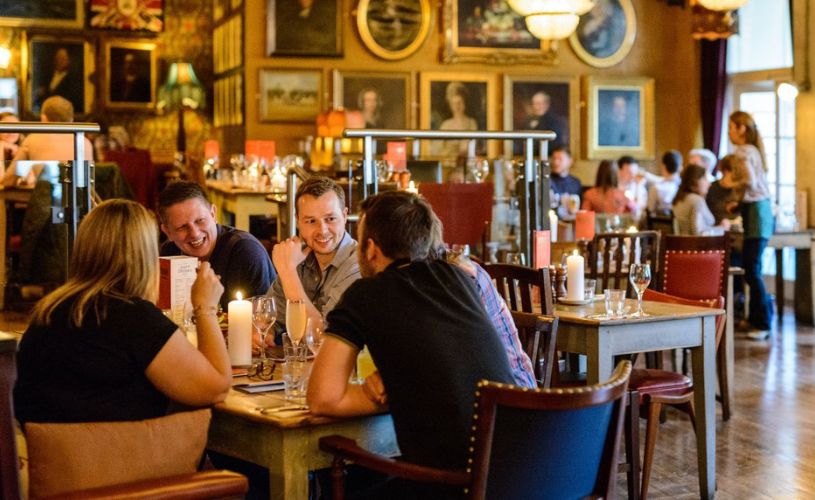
[
  {"left": 333, "top": 70, "right": 412, "bottom": 129},
  {"left": 420, "top": 72, "right": 497, "bottom": 158},
  {"left": 266, "top": 0, "right": 341, "bottom": 57},
  {"left": 443, "top": 0, "right": 554, "bottom": 64},
  {"left": 569, "top": 0, "right": 637, "bottom": 68},
  {"left": 356, "top": 0, "right": 432, "bottom": 60},
  {"left": 259, "top": 68, "right": 322, "bottom": 122},
  {"left": 88, "top": 0, "right": 164, "bottom": 32},
  {"left": 27, "top": 36, "right": 95, "bottom": 117},
  {"left": 503, "top": 75, "right": 578, "bottom": 159},
  {"left": 0, "top": 0, "right": 84, "bottom": 29},
  {"left": 584, "top": 76, "right": 654, "bottom": 160},
  {"left": 103, "top": 40, "right": 157, "bottom": 109}
]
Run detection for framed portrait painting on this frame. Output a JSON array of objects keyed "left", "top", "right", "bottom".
[
  {"left": 503, "top": 75, "right": 578, "bottom": 159},
  {"left": 88, "top": 0, "right": 164, "bottom": 32},
  {"left": 569, "top": 0, "right": 636, "bottom": 68},
  {"left": 332, "top": 70, "right": 412, "bottom": 129},
  {"left": 420, "top": 72, "right": 497, "bottom": 158},
  {"left": 103, "top": 40, "right": 157, "bottom": 109},
  {"left": 443, "top": 0, "right": 553, "bottom": 64},
  {"left": 584, "top": 76, "right": 654, "bottom": 160},
  {"left": 0, "top": 0, "right": 83, "bottom": 29},
  {"left": 27, "top": 36, "right": 94, "bottom": 117},
  {"left": 356, "top": 0, "right": 432, "bottom": 60},
  {"left": 259, "top": 69, "right": 322, "bottom": 122},
  {"left": 266, "top": 0, "right": 341, "bottom": 57}
]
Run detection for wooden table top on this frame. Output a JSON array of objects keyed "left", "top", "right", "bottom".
[
  {"left": 554, "top": 299, "right": 723, "bottom": 326},
  {"left": 205, "top": 179, "right": 279, "bottom": 195}
]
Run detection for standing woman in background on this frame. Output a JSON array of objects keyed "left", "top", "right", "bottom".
[{"left": 729, "top": 111, "right": 774, "bottom": 338}]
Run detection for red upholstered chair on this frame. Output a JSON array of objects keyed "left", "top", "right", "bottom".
[
  {"left": 104, "top": 148, "right": 157, "bottom": 209},
  {"left": 623, "top": 290, "right": 724, "bottom": 500},
  {"left": 419, "top": 183, "right": 493, "bottom": 258}
]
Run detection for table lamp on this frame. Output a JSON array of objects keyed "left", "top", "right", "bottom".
[{"left": 157, "top": 62, "right": 205, "bottom": 170}]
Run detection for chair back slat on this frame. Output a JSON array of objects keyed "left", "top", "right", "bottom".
[
  {"left": 467, "top": 361, "right": 632, "bottom": 500},
  {"left": 589, "top": 231, "right": 660, "bottom": 295},
  {"left": 483, "top": 264, "right": 553, "bottom": 315},
  {"left": 510, "top": 312, "right": 558, "bottom": 388}
]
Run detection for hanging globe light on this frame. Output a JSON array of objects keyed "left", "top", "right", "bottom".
[
  {"left": 508, "top": 0, "right": 593, "bottom": 16},
  {"left": 525, "top": 12, "right": 580, "bottom": 40},
  {"left": 697, "top": 0, "right": 750, "bottom": 11}
]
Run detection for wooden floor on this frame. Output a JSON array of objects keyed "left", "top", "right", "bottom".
[
  {"left": 3, "top": 306, "right": 814, "bottom": 499},
  {"left": 621, "top": 307, "right": 815, "bottom": 499}
]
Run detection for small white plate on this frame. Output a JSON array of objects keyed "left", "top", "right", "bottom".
[{"left": 559, "top": 297, "right": 593, "bottom": 306}]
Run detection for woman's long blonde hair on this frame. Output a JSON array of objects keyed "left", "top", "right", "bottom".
[{"left": 32, "top": 199, "right": 160, "bottom": 327}]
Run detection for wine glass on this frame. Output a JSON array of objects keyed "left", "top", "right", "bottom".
[
  {"left": 629, "top": 263, "right": 652, "bottom": 317},
  {"left": 252, "top": 296, "right": 276, "bottom": 360},
  {"left": 286, "top": 299, "right": 308, "bottom": 347},
  {"left": 306, "top": 317, "right": 324, "bottom": 356}
]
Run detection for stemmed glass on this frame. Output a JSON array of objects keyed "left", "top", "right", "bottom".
[
  {"left": 286, "top": 299, "right": 308, "bottom": 347},
  {"left": 629, "top": 263, "right": 652, "bottom": 317},
  {"left": 251, "top": 296, "right": 276, "bottom": 361},
  {"left": 306, "top": 318, "right": 324, "bottom": 356}
]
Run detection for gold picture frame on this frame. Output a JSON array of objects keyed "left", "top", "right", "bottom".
[
  {"left": 503, "top": 75, "right": 579, "bottom": 159},
  {"left": 26, "top": 35, "right": 95, "bottom": 117},
  {"left": 443, "top": 0, "right": 555, "bottom": 65},
  {"left": 569, "top": 0, "right": 637, "bottom": 69},
  {"left": 103, "top": 40, "right": 158, "bottom": 110},
  {"left": 258, "top": 68, "right": 322, "bottom": 122},
  {"left": 332, "top": 70, "right": 413, "bottom": 129},
  {"left": 419, "top": 71, "right": 497, "bottom": 158},
  {"left": 0, "top": 0, "right": 84, "bottom": 29},
  {"left": 356, "top": 0, "right": 432, "bottom": 61},
  {"left": 584, "top": 76, "right": 654, "bottom": 160}
]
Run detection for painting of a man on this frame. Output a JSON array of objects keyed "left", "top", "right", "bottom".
[
  {"left": 108, "top": 46, "right": 152, "bottom": 104},
  {"left": 597, "top": 90, "right": 640, "bottom": 147},
  {"left": 269, "top": 0, "right": 339, "bottom": 56},
  {"left": 30, "top": 41, "right": 85, "bottom": 116},
  {"left": 510, "top": 82, "right": 569, "bottom": 156}
]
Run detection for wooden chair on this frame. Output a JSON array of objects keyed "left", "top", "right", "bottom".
[
  {"left": 0, "top": 332, "right": 248, "bottom": 500},
  {"left": 659, "top": 234, "right": 731, "bottom": 420},
  {"left": 105, "top": 148, "right": 157, "bottom": 209},
  {"left": 419, "top": 183, "right": 493, "bottom": 259},
  {"left": 646, "top": 210, "right": 676, "bottom": 237},
  {"left": 588, "top": 230, "right": 661, "bottom": 294},
  {"left": 623, "top": 290, "right": 724, "bottom": 500},
  {"left": 509, "top": 311, "right": 558, "bottom": 388},
  {"left": 482, "top": 263, "right": 553, "bottom": 315},
  {"left": 319, "top": 361, "right": 632, "bottom": 500}
]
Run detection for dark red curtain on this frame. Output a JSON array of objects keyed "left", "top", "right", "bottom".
[{"left": 699, "top": 39, "right": 728, "bottom": 157}]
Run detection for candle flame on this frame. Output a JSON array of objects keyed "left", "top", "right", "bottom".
[
  {"left": 572, "top": 249, "right": 579, "bottom": 256},
  {"left": 626, "top": 225, "right": 638, "bottom": 233},
  {"left": 236, "top": 291, "right": 243, "bottom": 300},
  {"left": 549, "top": 209, "right": 556, "bottom": 217}
]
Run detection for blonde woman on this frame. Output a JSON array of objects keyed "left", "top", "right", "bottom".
[{"left": 14, "top": 199, "right": 231, "bottom": 423}]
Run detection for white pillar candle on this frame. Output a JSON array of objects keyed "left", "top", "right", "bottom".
[
  {"left": 228, "top": 291, "right": 252, "bottom": 366},
  {"left": 549, "top": 209, "right": 558, "bottom": 243},
  {"left": 566, "top": 251, "right": 584, "bottom": 301}
]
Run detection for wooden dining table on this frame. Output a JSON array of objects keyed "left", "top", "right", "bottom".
[
  {"left": 207, "top": 378, "right": 398, "bottom": 500},
  {"left": 553, "top": 299, "right": 722, "bottom": 499}
]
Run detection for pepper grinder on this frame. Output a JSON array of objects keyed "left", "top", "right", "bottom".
[
  {"left": 548, "top": 265, "right": 558, "bottom": 304},
  {"left": 555, "top": 264, "right": 568, "bottom": 300}
]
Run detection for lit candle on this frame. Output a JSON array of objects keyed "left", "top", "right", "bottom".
[
  {"left": 228, "top": 291, "right": 252, "bottom": 366},
  {"left": 406, "top": 180, "right": 418, "bottom": 194},
  {"left": 566, "top": 250, "right": 584, "bottom": 301},
  {"left": 549, "top": 209, "right": 559, "bottom": 243}
]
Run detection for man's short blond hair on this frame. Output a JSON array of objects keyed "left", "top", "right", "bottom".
[{"left": 41, "top": 96, "right": 74, "bottom": 122}]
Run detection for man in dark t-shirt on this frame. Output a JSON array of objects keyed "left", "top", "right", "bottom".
[
  {"left": 158, "top": 181, "right": 275, "bottom": 309},
  {"left": 308, "top": 191, "right": 514, "bottom": 477}
]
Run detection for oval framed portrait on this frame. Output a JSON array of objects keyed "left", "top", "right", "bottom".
[
  {"left": 569, "top": 0, "right": 637, "bottom": 68},
  {"left": 356, "top": 0, "right": 432, "bottom": 60}
]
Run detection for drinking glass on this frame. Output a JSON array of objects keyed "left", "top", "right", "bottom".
[
  {"left": 252, "top": 296, "right": 276, "bottom": 360},
  {"left": 283, "top": 344, "right": 308, "bottom": 403},
  {"left": 286, "top": 299, "right": 308, "bottom": 346},
  {"left": 629, "top": 263, "right": 652, "bottom": 317},
  {"left": 305, "top": 317, "right": 324, "bottom": 356},
  {"left": 584, "top": 279, "right": 597, "bottom": 301},
  {"left": 604, "top": 289, "right": 626, "bottom": 318}
]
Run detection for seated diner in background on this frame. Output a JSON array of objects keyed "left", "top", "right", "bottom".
[
  {"left": 14, "top": 199, "right": 232, "bottom": 424},
  {"left": 647, "top": 149, "right": 682, "bottom": 215},
  {"left": 308, "top": 190, "right": 515, "bottom": 497},
  {"left": 706, "top": 154, "right": 741, "bottom": 225},
  {"left": 158, "top": 181, "right": 275, "bottom": 310},
  {"left": 0, "top": 111, "right": 22, "bottom": 161},
  {"left": 581, "top": 160, "right": 636, "bottom": 214},
  {"left": 672, "top": 164, "right": 731, "bottom": 236},
  {"left": 6, "top": 96, "right": 93, "bottom": 187},
  {"left": 617, "top": 155, "right": 655, "bottom": 218}
]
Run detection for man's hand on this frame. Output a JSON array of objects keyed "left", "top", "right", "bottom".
[
  {"left": 272, "top": 236, "right": 311, "bottom": 274},
  {"left": 362, "top": 371, "right": 388, "bottom": 406}
]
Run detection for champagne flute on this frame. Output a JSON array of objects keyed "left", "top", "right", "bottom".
[
  {"left": 251, "top": 296, "right": 276, "bottom": 360},
  {"left": 629, "top": 263, "right": 652, "bottom": 317},
  {"left": 286, "top": 299, "right": 308, "bottom": 347}
]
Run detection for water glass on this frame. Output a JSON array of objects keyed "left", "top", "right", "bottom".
[
  {"left": 584, "top": 279, "right": 597, "bottom": 301},
  {"left": 283, "top": 344, "right": 308, "bottom": 403},
  {"left": 604, "top": 289, "right": 626, "bottom": 318}
]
